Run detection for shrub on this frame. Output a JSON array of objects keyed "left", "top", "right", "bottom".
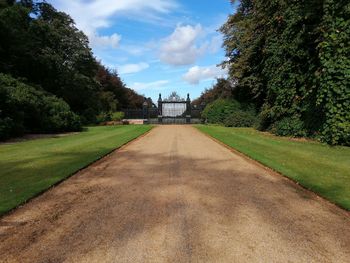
[
  {"left": 111, "top": 112, "right": 125, "bottom": 121},
  {"left": 0, "top": 117, "right": 19, "bottom": 140},
  {"left": 95, "top": 112, "right": 111, "bottom": 124},
  {"left": 41, "top": 96, "right": 82, "bottom": 132},
  {"left": 272, "top": 116, "right": 307, "bottom": 137},
  {"left": 321, "top": 120, "right": 350, "bottom": 146},
  {"left": 80, "top": 108, "right": 98, "bottom": 125},
  {"left": 0, "top": 73, "right": 81, "bottom": 140},
  {"left": 202, "top": 99, "right": 241, "bottom": 124},
  {"left": 224, "top": 110, "right": 257, "bottom": 127},
  {"left": 255, "top": 104, "right": 273, "bottom": 131}
]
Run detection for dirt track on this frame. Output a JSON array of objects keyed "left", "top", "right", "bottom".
[{"left": 0, "top": 125, "right": 349, "bottom": 263}]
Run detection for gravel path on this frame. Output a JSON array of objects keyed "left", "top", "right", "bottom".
[{"left": 0, "top": 125, "right": 349, "bottom": 262}]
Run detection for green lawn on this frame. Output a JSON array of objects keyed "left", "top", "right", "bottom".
[
  {"left": 0, "top": 125, "right": 152, "bottom": 215},
  {"left": 196, "top": 125, "right": 350, "bottom": 210}
]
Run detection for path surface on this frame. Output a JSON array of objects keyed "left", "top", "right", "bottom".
[{"left": 0, "top": 126, "right": 349, "bottom": 263}]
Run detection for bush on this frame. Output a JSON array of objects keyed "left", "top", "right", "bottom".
[
  {"left": 80, "top": 108, "right": 98, "bottom": 125},
  {"left": 95, "top": 112, "right": 111, "bottom": 124},
  {"left": 41, "top": 96, "right": 82, "bottom": 132},
  {"left": 224, "top": 110, "right": 257, "bottom": 127},
  {"left": 111, "top": 112, "right": 125, "bottom": 121},
  {"left": 0, "top": 73, "right": 81, "bottom": 140},
  {"left": 321, "top": 120, "right": 350, "bottom": 146},
  {"left": 202, "top": 99, "right": 241, "bottom": 124},
  {"left": 255, "top": 104, "right": 273, "bottom": 131},
  {"left": 202, "top": 98, "right": 257, "bottom": 128},
  {"left": 0, "top": 117, "right": 19, "bottom": 140},
  {"left": 272, "top": 116, "right": 307, "bottom": 137}
]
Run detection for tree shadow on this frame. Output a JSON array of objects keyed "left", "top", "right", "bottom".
[{"left": 0, "top": 145, "right": 349, "bottom": 262}]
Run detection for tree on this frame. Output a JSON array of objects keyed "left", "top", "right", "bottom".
[
  {"left": 0, "top": 0, "right": 15, "bottom": 8},
  {"left": 220, "top": 0, "right": 349, "bottom": 145},
  {"left": 96, "top": 64, "right": 145, "bottom": 110},
  {"left": 0, "top": 73, "right": 81, "bottom": 140},
  {"left": 315, "top": 0, "right": 350, "bottom": 145},
  {"left": 0, "top": 0, "right": 147, "bottom": 139},
  {"left": 0, "top": 1, "right": 100, "bottom": 120},
  {"left": 192, "top": 78, "right": 234, "bottom": 107}
]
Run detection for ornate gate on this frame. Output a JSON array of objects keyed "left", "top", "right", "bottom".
[
  {"left": 157, "top": 93, "right": 191, "bottom": 124},
  {"left": 123, "top": 93, "right": 202, "bottom": 124}
]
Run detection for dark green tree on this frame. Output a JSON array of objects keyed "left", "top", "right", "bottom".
[
  {"left": 192, "top": 78, "right": 234, "bottom": 107},
  {"left": 0, "top": 0, "right": 147, "bottom": 139},
  {"left": 316, "top": 0, "right": 350, "bottom": 145},
  {"left": 220, "top": 0, "right": 349, "bottom": 145}
]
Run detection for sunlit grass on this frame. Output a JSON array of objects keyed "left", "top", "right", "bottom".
[
  {"left": 197, "top": 125, "right": 350, "bottom": 210},
  {"left": 0, "top": 125, "right": 152, "bottom": 215}
]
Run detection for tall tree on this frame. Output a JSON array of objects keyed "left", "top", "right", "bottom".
[
  {"left": 316, "top": 0, "right": 350, "bottom": 145},
  {"left": 0, "top": 0, "right": 147, "bottom": 128},
  {"left": 0, "top": 1, "right": 100, "bottom": 119},
  {"left": 220, "top": 0, "right": 349, "bottom": 145},
  {"left": 192, "top": 78, "right": 234, "bottom": 107}
]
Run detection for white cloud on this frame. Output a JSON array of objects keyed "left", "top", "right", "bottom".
[
  {"left": 52, "top": 0, "right": 178, "bottom": 48},
  {"left": 159, "top": 24, "right": 223, "bottom": 66},
  {"left": 89, "top": 33, "right": 121, "bottom": 49},
  {"left": 159, "top": 24, "right": 206, "bottom": 66},
  {"left": 182, "top": 65, "right": 228, "bottom": 85},
  {"left": 208, "top": 35, "right": 222, "bottom": 53},
  {"left": 120, "top": 45, "right": 150, "bottom": 56},
  {"left": 131, "top": 80, "right": 169, "bottom": 91},
  {"left": 118, "top": 63, "right": 149, "bottom": 74}
]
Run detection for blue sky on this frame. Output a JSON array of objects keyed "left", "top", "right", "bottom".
[{"left": 49, "top": 0, "right": 236, "bottom": 101}]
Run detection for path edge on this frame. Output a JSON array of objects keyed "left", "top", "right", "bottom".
[
  {"left": 0, "top": 126, "right": 156, "bottom": 218},
  {"left": 194, "top": 125, "right": 350, "bottom": 215}
]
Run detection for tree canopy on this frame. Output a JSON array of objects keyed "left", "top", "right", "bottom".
[
  {"left": 192, "top": 78, "right": 234, "bottom": 108},
  {"left": 0, "top": 0, "right": 146, "bottom": 139},
  {"left": 219, "top": 0, "right": 350, "bottom": 145}
]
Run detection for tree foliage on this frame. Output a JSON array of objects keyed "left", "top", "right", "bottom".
[
  {"left": 0, "top": 1, "right": 146, "bottom": 139},
  {"left": 96, "top": 64, "right": 145, "bottom": 110},
  {"left": 221, "top": 0, "right": 350, "bottom": 145},
  {"left": 192, "top": 78, "right": 234, "bottom": 108},
  {"left": 0, "top": 73, "right": 81, "bottom": 139},
  {"left": 224, "top": 110, "right": 257, "bottom": 127},
  {"left": 202, "top": 97, "right": 256, "bottom": 127},
  {"left": 316, "top": 0, "right": 350, "bottom": 145}
]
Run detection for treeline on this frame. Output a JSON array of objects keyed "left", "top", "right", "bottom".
[
  {"left": 204, "top": 0, "right": 349, "bottom": 145},
  {"left": 192, "top": 78, "right": 234, "bottom": 107},
  {"left": 0, "top": 0, "right": 145, "bottom": 140}
]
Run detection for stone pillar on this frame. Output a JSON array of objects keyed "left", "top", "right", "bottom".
[
  {"left": 186, "top": 93, "right": 191, "bottom": 124},
  {"left": 158, "top": 93, "right": 163, "bottom": 124}
]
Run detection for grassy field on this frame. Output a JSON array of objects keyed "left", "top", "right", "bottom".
[
  {"left": 196, "top": 125, "right": 350, "bottom": 210},
  {"left": 0, "top": 125, "right": 152, "bottom": 215}
]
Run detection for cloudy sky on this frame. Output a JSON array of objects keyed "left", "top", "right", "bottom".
[{"left": 49, "top": 0, "right": 236, "bottom": 101}]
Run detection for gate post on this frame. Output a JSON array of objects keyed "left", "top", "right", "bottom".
[
  {"left": 186, "top": 93, "right": 191, "bottom": 124},
  {"left": 143, "top": 98, "right": 149, "bottom": 124},
  {"left": 158, "top": 93, "right": 163, "bottom": 124}
]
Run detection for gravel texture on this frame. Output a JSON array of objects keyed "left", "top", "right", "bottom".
[{"left": 0, "top": 125, "right": 349, "bottom": 262}]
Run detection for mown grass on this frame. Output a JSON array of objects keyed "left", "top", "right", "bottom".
[
  {"left": 0, "top": 125, "right": 152, "bottom": 215},
  {"left": 196, "top": 125, "right": 350, "bottom": 210}
]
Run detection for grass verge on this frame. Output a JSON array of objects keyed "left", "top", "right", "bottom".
[
  {"left": 0, "top": 125, "right": 152, "bottom": 215},
  {"left": 196, "top": 125, "right": 350, "bottom": 210}
]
